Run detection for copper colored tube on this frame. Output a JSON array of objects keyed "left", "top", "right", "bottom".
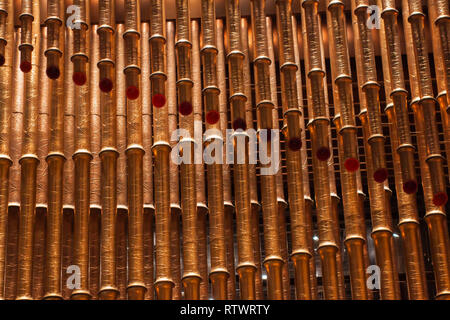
[
  {"left": 225, "top": 0, "right": 257, "bottom": 300},
  {"left": 19, "top": 0, "right": 33, "bottom": 74},
  {"left": 325, "top": 0, "right": 368, "bottom": 299},
  {"left": 216, "top": 18, "right": 236, "bottom": 299},
  {"left": 403, "top": 2, "right": 450, "bottom": 298},
  {"left": 42, "top": 0, "right": 65, "bottom": 300},
  {"left": 71, "top": 0, "right": 89, "bottom": 86},
  {"left": 250, "top": 0, "right": 284, "bottom": 300},
  {"left": 0, "top": 0, "right": 13, "bottom": 299},
  {"left": 351, "top": 0, "right": 388, "bottom": 185},
  {"left": 405, "top": 0, "right": 448, "bottom": 207},
  {"left": 200, "top": 0, "right": 229, "bottom": 300},
  {"left": 428, "top": 0, "right": 450, "bottom": 185},
  {"left": 151, "top": 2, "right": 174, "bottom": 300},
  {"left": 97, "top": 0, "right": 119, "bottom": 300},
  {"left": 301, "top": 0, "right": 339, "bottom": 300},
  {"left": 16, "top": 0, "right": 40, "bottom": 300}
]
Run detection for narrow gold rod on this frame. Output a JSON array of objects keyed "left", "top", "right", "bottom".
[
  {"left": 378, "top": 0, "right": 428, "bottom": 299},
  {"left": 301, "top": 0, "right": 339, "bottom": 299},
  {"left": 150, "top": 1, "right": 174, "bottom": 300},
  {"left": 16, "top": 0, "right": 40, "bottom": 300},
  {"left": 0, "top": 0, "right": 13, "bottom": 299},
  {"left": 175, "top": 0, "right": 201, "bottom": 300},
  {"left": 325, "top": 0, "right": 368, "bottom": 300},
  {"left": 428, "top": 0, "right": 450, "bottom": 185},
  {"left": 241, "top": 18, "right": 263, "bottom": 300},
  {"left": 250, "top": 0, "right": 284, "bottom": 300},
  {"left": 405, "top": 0, "right": 448, "bottom": 207},
  {"left": 225, "top": 0, "right": 257, "bottom": 300},
  {"left": 403, "top": 0, "right": 450, "bottom": 299},
  {"left": 351, "top": 0, "right": 388, "bottom": 185},
  {"left": 43, "top": 0, "right": 65, "bottom": 300},
  {"left": 201, "top": 0, "right": 229, "bottom": 300},
  {"left": 97, "top": 0, "right": 119, "bottom": 300},
  {"left": 216, "top": 18, "right": 236, "bottom": 300}
]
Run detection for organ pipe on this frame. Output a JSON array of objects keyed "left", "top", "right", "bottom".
[
  {"left": 406, "top": 0, "right": 448, "bottom": 207},
  {"left": 300, "top": 0, "right": 340, "bottom": 300},
  {"left": 403, "top": 0, "right": 450, "bottom": 299},
  {"left": 43, "top": 0, "right": 65, "bottom": 300},
  {"left": 16, "top": 0, "right": 40, "bottom": 300},
  {"left": 0, "top": 0, "right": 12, "bottom": 300},
  {"left": 150, "top": 0, "right": 174, "bottom": 300},
  {"left": 326, "top": 0, "right": 369, "bottom": 299},
  {"left": 200, "top": 0, "right": 229, "bottom": 300},
  {"left": 250, "top": 0, "right": 283, "bottom": 300},
  {"left": 225, "top": 0, "right": 256, "bottom": 300},
  {"left": 97, "top": 0, "right": 119, "bottom": 300}
]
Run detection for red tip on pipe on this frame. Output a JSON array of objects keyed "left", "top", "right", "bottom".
[
  {"left": 433, "top": 192, "right": 448, "bottom": 207},
  {"left": 46, "top": 66, "right": 60, "bottom": 80},
  {"left": 206, "top": 110, "right": 220, "bottom": 124},
  {"left": 179, "top": 101, "right": 193, "bottom": 116},
  {"left": 316, "top": 146, "right": 331, "bottom": 161},
  {"left": 73, "top": 72, "right": 87, "bottom": 86},
  {"left": 152, "top": 94, "right": 166, "bottom": 108},
  {"left": 0, "top": 55, "right": 5, "bottom": 67},
  {"left": 126, "top": 85, "right": 140, "bottom": 100},
  {"left": 20, "top": 60, "right": 32, "bottom": 73},
  {"left": 288, "top": 137, "right": 302, "bottom": 151},
  {"left": 373, "top": 168, "right": 388, "bottom": 183},
  {"left": 232, "top": 118, "right": 247, "bottom": 131},
  {"left": 344, "top": 158, "right": 360, "bottom": 172},
  {"left": 99, "top": 78, "right": 113, "bottom": 93},
  {"left": 402, "top": 180, "right": 418, "bottom": 194}
]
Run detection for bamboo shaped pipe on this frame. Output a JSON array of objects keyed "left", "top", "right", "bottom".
[
  {"left": 250, "top": 0, "right": 284, "bottom": 300},
  {"left": 0, "top": 0, "right": 8, "bottom": 67},
  {"left": 97, "top": 0, "right": 119, "bottom": 300},
  {"left": 301, "top": 0, "right": 340, "bottom": 300},
  {"left": 200, "top": 0, "right": 229, "bottom": 300},
  {"left": 326, "top": 0, "right": 369, "bottom": 299},
  {"left": 150, "top": 0, "right": 174, "bottom": 300}
]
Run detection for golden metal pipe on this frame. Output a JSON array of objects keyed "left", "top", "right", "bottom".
[
  {"left": 61, "top": 210, "right": 74, "bottom": 300},
  {"left": 405, "top": 0, "right": 448, "bottom": 207},
  {"left": 175, "top": 0, "right": 201, "bottom": 300},
  {"left": 97, "top": 0, "right": 119, "bottom": 300},
  {"left": 216, "top": 19, "right": 237, "bottom": 300},
  {"left": 151, "top": 2, "right": 174, "bottom": 300},
  {"left": 428, "top": 0, "right": 450, "bottom": 185},
  {"left": 116, "top": 209, "right": 127, "bottom": 299},
  {"left": 43, "top": 0, "right": 65, "bottom": 300},
  {"left": 225, "top": 0, "right": 257, "bottom": 300},
  {"left": 250, "top": 0, "right": 284, "bottom": 300},
  {"left": 301, "top": 0, "right": 339, "bottom": 300},
  {"left": 16, "top": 0, "right": 40, "bottom": 300},
  {"left": 70, "top": 0, "right": 91, "bottom": 301},
  {"left": 0, "top": 0, "right": 13, "bottom": 299},
  {"left": 201, "top": 0, "right": 229, "bottom": 300},
  {"left": 88, "top": 209, "right": 100, "bottom": 299},
  {"left": 123, "top": 0, "right": 146, "bottom": 300},
  {"left": 351, "top": 0, "right": 388, "bottom": 185},
  {"left": 19, "top": 0, "right": 34, "bottom": 74},
  {"left": 325, "top": 0, "right": 368, "bottom": 300},
  {"left": 32, "top": 208, "right": 45, "bottom": 299}
]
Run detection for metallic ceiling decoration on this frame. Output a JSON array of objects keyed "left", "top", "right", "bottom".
[{"left": 0, "top": 0, "right": 449, "bottom": 301}]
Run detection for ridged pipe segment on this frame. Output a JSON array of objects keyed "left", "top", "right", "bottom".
[
  {"left": 16, "top": 0, "right": 39, "bottom": 300},
  {"left": 97, "top": 0, "right": 119, "bottom": 300},
  {"left": 150, "top": 1, "right": 174, "bottom": 300},
  {"left": 406, "top": 0, "right": 448, "bottom": 207},
  {"left": 434, "top": 0, "right": 450, "bottom": 116},
  {"left": 0, "top": 0, "right": 12, "bottom": 300},
  {"left": 43, "top": 0, "right": 66, "bottom": 301},
  {"left": 175, "top": 0, "right": 202, "bottom": 300},
  {"left": 71, "top": 0, "right": 89, "bottom": 87},
  {"left": 224, "top": 0, "right": 256, "bottom": 300},
  {"left": 200, "top": 0, "right": 229, "bottom": 300},
  {"left": 428, "top": 0, "right": 450, "bottom": 185},
  {"left": 402, "top": 0, "right": 450, "bottom": 299},
  {"left": 301, "top": 0, "right": 340, "bottom": 300},
  {"left": 123, "top": 0, "right": 146, "bottom": 300},
  {"left": 250, "top": 0, "right": 284, "bottom": 300},
  {"left": 275, "top": 0, "right": 311, "bottom": 300},
  {"left": 351, "top": 0, "right": 388, "bottom": 185}
]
